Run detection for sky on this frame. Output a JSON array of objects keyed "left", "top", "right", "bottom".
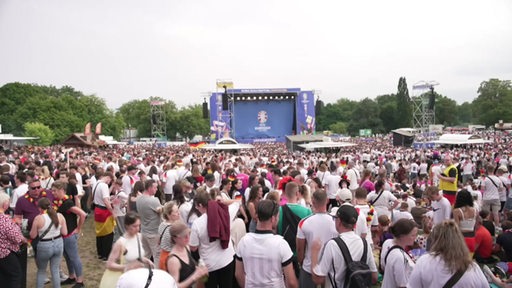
[{"left": 1, "top": 0, "right": 511, "bottom": 110}]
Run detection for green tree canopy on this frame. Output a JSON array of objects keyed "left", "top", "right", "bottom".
[{"left": 23, "top": 122, "right": 55, "bottom": 146}]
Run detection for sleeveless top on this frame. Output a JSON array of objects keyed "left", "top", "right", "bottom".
[
  {"left": 169, "top": 249, "right": 196, "bottom": 286},
  {"left": 38, "top": 214, "right": 61, "bottom": 239},
  {"left": 458, "top": 208, "right": 476, "bottom": 233}
]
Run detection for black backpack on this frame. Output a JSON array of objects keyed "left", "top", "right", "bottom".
[
  {"left": 280, "top": 204, "right": 301, "bottom": 252},
  {"left": 331, "top": 237, "right": 372, "bottom": 288}
]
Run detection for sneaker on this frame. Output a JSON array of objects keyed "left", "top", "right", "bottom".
[
  {"left": 44, "top": 278, "right": 51, "bottom": 284},
  {"left": 61, "top": 278, "right": 76, "bottom": 285},
  {"left": 71, "top": 282, "right": 85, "bottom": 288},
  {"left": 60, "top": 271, "right": 69, "bottom": 282}
]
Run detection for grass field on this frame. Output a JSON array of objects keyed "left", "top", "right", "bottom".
[{"left": 27, "top": 215, "right": 105, "bottom": 288}]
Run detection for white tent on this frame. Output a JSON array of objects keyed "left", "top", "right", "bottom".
[
  {"left": 200, "top": 137, "right": 254, "bottom": 150},
  {"left": 298, "top": 136, "right": 356, "bottom": 150},
  {"left": 432, "top": 134, "right": 491, "bottom": 145}
]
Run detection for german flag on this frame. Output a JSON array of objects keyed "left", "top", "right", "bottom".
[{"left": 188, "top": 141, "right": 207, "bottom": 149}]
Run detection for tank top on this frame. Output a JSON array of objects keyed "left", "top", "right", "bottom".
[
  {"left": 458, "top": 208, "right": 476, "bottom": 233},
  {"left": 38, "top": 214, "right": 61, "bottom": 239},
  {"left": 169, "top": 249, "right": 196, "bottom": 286}
]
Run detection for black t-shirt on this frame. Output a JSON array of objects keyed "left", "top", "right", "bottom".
[
  {"left": 497, "top": 231, "right": 512, "bottom": 261},
  {"left": 57, "top": 199, "right": 78, "bottom": 233}
]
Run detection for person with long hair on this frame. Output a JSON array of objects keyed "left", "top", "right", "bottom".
[
  {"left": 167, "top": 221, "right": 208, "bottom": 288},
  {"left": 127, "top": 180, "right": 144, "bottom": 213},
  {"left": 191, "top": 164, "right": 204, "bottom": 188},
  {"left": 380, "top": 219, "right": 417, "bottom": 288},
  {"left": 246, "top": 185, "right": 263, "bottom": 233},
  {"left": 101, "top": 212, "right": 153, "bottom": 288},
  {"left": 51, "top": 180, "right": 87, "bottom": 287},
  {"left": 158, "top": 201, "right": 181, "bottom": 270},
  {"left": 453, "top": 189, "right": 477, "bottom": 254},
  {"left": 30, "top": 198, "right": 68, "bottom": 288},
  {"left": 408, "top": 220, "right": 487, "bottom": 287}
]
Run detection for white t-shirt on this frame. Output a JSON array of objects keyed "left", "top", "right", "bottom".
[
  {"left": 367, "top": 190, "right": 397, "bottom": 219},
  {"left": 93, "top": 181, "right": 110, "bottom": 206},
  {"left": 325, "top": 174, "right": 341, "bottom": 199},
  {"left": 10, "top": 183, "right": 28, "bottom": 209},
  {"left": 481, "top": 175, "right": 502, "bottom": 201},
  {"left": 381, "top": 243, "right": 415, "bottom": 288},
  {"left": 163, "top": 169, "right": 178, "bottom": 195},
  {"left": 431, "top": 197, "right": 451, "bottom": 226},
  {"left": 190, "top": 213, "right": 235, "bottom": 272},
  {"left": 346, "top": 169, "right": 360, "bottom": 190},
  {"left": 313, "top": 231, "right": 377, "bottom": 288},
  {"left": 391, "top": 210, "right": 414, "bottom": 224},
  {"left": 407, "top": 254, "right": 487, "bottom": 288},
  {"left": 236, "top": 232, "right": 293, "bottom": 288},
  {"left": 354, "top": 204, "right": 378, "bottom": 244},
  {"left": 296, "top": 213, "right": 338, "bottom": 273}
]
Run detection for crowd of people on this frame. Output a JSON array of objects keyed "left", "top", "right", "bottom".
[{"left": 1, "top": 130, "right": 512, "bottom": 287}]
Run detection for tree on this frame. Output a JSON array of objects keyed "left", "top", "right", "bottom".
[
  {"left": 434, "top": 94, "right": 458, "bottom": 126},
  {"left": 174, "top": 105, "right": 210, "bottom": 140},
  {"left": 23, "top": 122, "right": 55, "bottom": 146},
  {"left": 347, "top": 98, "right": 384, "bottom": 135},
  {"left": 472, "top": 79, "right": 512, "bottom": 126},
  {"left": 376, "top": 94, "right": 398, "bottom": 132},
  {"left": 328, "top": 122, "right": 348, "bottom": 134},
  {"left": 456, "top": 102, "right": 473, "bottom": 125},
  {"left": 396, "top": 77, "right": 412, "bottom": 128}
]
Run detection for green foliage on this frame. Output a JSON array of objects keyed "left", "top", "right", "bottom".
[
  {"left": 174, "top": 105, "right": 210, "bottom": 140},
  {"left": 0, "top": 82, "right": 125, "bottom": 143},
  {"left": 434, "top": 93, "right": 458, "bottom": 126},
  {"left": 328, "top": 122, "right": 348, "bottom": 134},
  {"left": 396, "top": 77, "right": 412, "bottom": 128},
  {"left": 472, "top": 79, "right": 512, "bottom": 126},
  {"left": 347, "top": 98, "right": 384, "bottom": 135},
  {"left": 23, "top": 122, "right": 55, "bottom": 146}
]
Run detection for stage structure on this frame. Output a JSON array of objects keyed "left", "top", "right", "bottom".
[
  {"left": 412, "top": 81, "right": 439, "bottom": 132},
  {"left": 209, "top": 88, "right": 316, "bottom": 143},
  {"left": 150, "top": 100, "right": 167, "bottom": 139}
]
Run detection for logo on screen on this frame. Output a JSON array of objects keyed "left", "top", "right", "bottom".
[
  {"left": 257, "top": 111, "right": 268, "bottom": 125},
  {"left": 255, "top": 110, "right": 271, "bottom": 132}
]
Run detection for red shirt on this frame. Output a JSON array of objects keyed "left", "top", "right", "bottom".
[{"left": 475, "top": 225, "right": 493, "bottom": 258}]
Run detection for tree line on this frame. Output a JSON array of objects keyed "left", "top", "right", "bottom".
[{"left": 0, "top": 78, "right": 510, "bottom": 145}]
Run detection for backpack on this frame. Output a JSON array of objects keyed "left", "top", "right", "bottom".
[
  {"left": 331, "top": 237, "right": 372, "bottom": 288},
  {"left": 279, "top": 204, "right": 301, "bottom": 252},
  {"left": 379, "top": 245, "right": 404, "bottom": 274}
]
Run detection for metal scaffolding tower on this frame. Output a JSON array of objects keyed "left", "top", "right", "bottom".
[
  {"left": 150, "top": 100, "right": 167, "bottom": 139},
  {"left": 412, "top": 81, "right": 439, "bottom": 132}
]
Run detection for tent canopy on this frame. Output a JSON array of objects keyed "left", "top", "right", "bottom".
[
  {"left": 200, "top": 137, "right": 254, "bottom": 150},
  {"left": 433, "top": 134, "right": 491, "bottom": 145}
]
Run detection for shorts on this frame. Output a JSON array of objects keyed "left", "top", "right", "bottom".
[{"left": 482, "top": 199, "right": 501, "bottom": 213}]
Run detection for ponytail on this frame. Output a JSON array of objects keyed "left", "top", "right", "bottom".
[{"left": 38, "top": 198, "right": 59, "bottom": 227}]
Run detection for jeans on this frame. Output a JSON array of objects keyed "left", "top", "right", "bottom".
[
  {"left": 36, "top": 238, "right": 63, "bottom": 288},
  {"left": 63, "top": 234, "right": 83, "bottom": 278}
]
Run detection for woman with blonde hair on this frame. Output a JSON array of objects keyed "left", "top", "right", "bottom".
[
  {"left": 408, "top": 220, "right": 487, "bottom": 287},
  {"left": 40, "top": 166, "right": 55, "bottom": 189},
  {"left": 166, "top": 221, "right": 208, "bottom": 288},
  {"left": 158, "top": 201, "right": 181, "bottom": 270}
]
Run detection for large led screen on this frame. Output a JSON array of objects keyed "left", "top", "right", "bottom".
[{"left": 233, "top": 100, "right": 294, "bottom": 142}]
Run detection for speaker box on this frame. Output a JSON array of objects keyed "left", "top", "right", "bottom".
[
  {"left": 222, "top": 93, "right": 228, "bottom": 110},
  {"left": 202, "top": 102, "right": 209, "bottom": 119}
]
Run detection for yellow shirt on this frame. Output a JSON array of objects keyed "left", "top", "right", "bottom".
[{"left": 439, "top": 164, "right": 458, "bottom": 192}]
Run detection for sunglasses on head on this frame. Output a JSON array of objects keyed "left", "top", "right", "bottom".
[{"left": 30, "top": 186, "right": 41, "bottom": 190}]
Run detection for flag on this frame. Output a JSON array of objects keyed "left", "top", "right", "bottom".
[
  {"left": 84, "top": 122, "right": 91, "bottom": 136},
  {"left": 95, "top": 122, "right": 102, "bottom": 135}
]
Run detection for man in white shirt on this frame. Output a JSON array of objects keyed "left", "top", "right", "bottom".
[
  {"left": 122, "top": 165, "right": 137, "bottom": 195},
  {"left": 296, "top": 190, "right": 338, "bottom": 287},
  {"left": 162, "top": 163, "right": 178, "bottom": 202},
  {"left": 311, "top": 205, "right": 378, "bottom": 287},
  {"left": 10, "top": 171, "right": 28, "bottom": 210},
  {"left": 236, "top": 200, "right": 298, "bottom": 288},
  {"left": 425, "top": 186, "right": 451, "bottom": 227}
]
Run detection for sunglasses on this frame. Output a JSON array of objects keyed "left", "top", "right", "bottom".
[{"left": 30, "top": 186, "right": 41, "bottom": 190}]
